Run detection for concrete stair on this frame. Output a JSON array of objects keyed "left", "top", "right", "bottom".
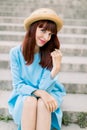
[
  {"left": 0, "top": 53, "right": 87, "bottom": 72},
  {"left": 0, "top": 16, "right": 87, "bottom": 26},
  {"left": 0, "top": 0, "right": 87, "bottom": 19},
  {"left": 0, "top": 41, "right": 87, "bottom": 56},
  {"left": 0, "top": 17, "right": 87, "bottom": 45},
  {"left": 0, "top": 0, "right": 87, "bottom": 129},
  {"left": 0, "top": 90, "right": 87, "bottom": 130},
  {"left": 1, "top": 91, "right": 87, "bottom": 117},
  {"left": 1, "top": 23, "right": 87, "bottom": 34},
  {"left": 0, "top": 121, "right": 87, "bottom": 130},
  {"left": 0, "top": 31, "right": 87, "bottom": 44},
  {"left": 0, "top": 69, "right": 87, "bottom": 94}
]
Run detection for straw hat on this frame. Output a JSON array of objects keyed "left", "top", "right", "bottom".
[{"left": 24, "top": 8, "right": 63, "bottom": 32}]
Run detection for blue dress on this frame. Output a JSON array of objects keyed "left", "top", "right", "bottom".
[{"left": 8, "top": 45, "right": 66, "bottom": 130}]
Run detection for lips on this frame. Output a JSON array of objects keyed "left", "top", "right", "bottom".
[{"left": 39, "top": 39, "right": 46, "bottom": 44}]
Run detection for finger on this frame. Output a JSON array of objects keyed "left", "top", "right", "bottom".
[
  {"left": 55, "top": 49, "right": 61, "bottom": 52},
  {"left": 51, "top": 99, "right": 58, "bottom": 111},
  {"left": 55, "top": 49, "right": 62, "bottom": 56},
  {"left": 50, "top": 102, "right": 56, "bottom": 112},
  {"left": 49, "top": 103, "right": 53, "bottom": 112},
  {"left": 55, "top": 49, "right": 62, "bottom": 53},
  {"left": 45, "top": 101, "right": 52, "bottom": 112},
  {"left": 48, "top": 101, "right": 56, "bottom": 112},
  {"left": 45, "top": 103, "right": 50, "bottom": 112},
  {"left": 47, "top": 100, "right": 54, "bottom": 112},
  {"left": 51, "top": 51, "right": 58, "bottom": 57},
  {"left": 51, "top": 50, "right": 60, "bottom": 57},
  {"left": 54, "top": 102, "right": 58, "bottom": 111}
]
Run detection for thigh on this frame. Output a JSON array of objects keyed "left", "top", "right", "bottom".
[
  {"left": 23, "top": 96, "right": 37, "bottom": 108},
  {"left": 13, "top": 95, "right": 32, "bottom": 125}
]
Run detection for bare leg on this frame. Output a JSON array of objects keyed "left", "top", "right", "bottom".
[
  {"left": 21, "top": 96, "right": 37, "bottom": 130},
  {"left": 36, "top": 98, "right": 51, "bottom": 130}
]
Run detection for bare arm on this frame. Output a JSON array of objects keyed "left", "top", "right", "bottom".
[{"left": 51, "top": 49, "right": 62, "bottom": 78}]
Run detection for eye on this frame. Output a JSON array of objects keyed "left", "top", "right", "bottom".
[
  {"left": 49, "top": 33, "right": 51, "bottom": 36},
  {"left": 41, "top": 28, "right": 46, "bottom": 33}
]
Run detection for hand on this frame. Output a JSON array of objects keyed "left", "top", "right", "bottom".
[
  {"left": 51, "top": 49, "right": 62, "bottom": 78},
  {"left": 34, "top": 90, "right": 58, "bottom": 112}
]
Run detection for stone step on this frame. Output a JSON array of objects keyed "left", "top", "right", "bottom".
[
  {"left": 61, "top": 44, "right": 87, "bottom": 56},
  {"left": 0, "top": 121, "right": 17, "bottom": 130},
  {"left": 0, "top": 121, "right": 87, "bottom": 130},
  {"left": 0, "top": 41, "right": 19, "bottom": 53},
  {"left": 61, "top": 56, "right": 87, "bottom": 72},
  {"left": 0, "top": 54, "right": 10, "bottom": 69},
  {"left": 60, "top": 25, "right": 87, "bottom": 34},
  {"left": 0, "top": 31, "right": 25, "bottom": 41},
  {"left": 0, "top": 69, "right": 87, "bottom": 94},
  {"left": 61, "top": 94, "right": 87, "bottom": 126},
  {"left": 0, "top": 41, "right": 87, "bottom": 56},
  {"left": 59, "top": 34, "right": 87, "bottom": 44},
  {"left": 0, "top": 16, "right": 24, "bottom": 23},
  {"left": 58, "top": 72, "right": 87, "bottom": 94},
  {"left": 0, "top": 23, "right": 24, "bottom": 32},
  {"left": 0, "top": 53, "right": 87, "bottom": 72},
  {"left": 0, "top": 23, "right": 87, "bottom": 34},
  {"left": 0, "top": 16, "right": 87, "bottom": 26},
  {"left": 0, "top": 90, "right": 87, "bottom": 127},
  {"left": 64, "top": 19, "right": 87, "bottom": 26},
  {"left": 0, "top": 2, "right": 86, "bottom": 19},
  {"left": 0, "top": 31, "right": 87, "bottom": 44}
]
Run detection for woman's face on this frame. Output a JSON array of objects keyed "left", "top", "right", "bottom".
[{"left": 35, "top": 27, "right": 53, "bottom": 47}]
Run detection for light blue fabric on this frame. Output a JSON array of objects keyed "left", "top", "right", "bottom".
[{"left": 8, "top": 45, "right": 66, "bottom": 130}]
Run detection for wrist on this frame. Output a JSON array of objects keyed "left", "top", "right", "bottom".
[
  {"left": 34, "top": 90, "right": 43, "bottom": 97},
  {"left": 51, "top": 68, "right": 59, "bottom": 78}
]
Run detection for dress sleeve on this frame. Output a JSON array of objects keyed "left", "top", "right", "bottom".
[
  {"left": 38, "top": 68, "right": 58, "bottom": 90},
  {"left": 9, "top": 48, "right": 37, "bottom": 96},
  {"left": 49, "top": 81, "right": 66, "bottom": 107},
  {"left": 38, "top": 68, "right": 66, "bottom": 108}
]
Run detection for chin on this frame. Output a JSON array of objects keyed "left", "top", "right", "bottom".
[{"left": 38, "top": 44, "right": 45, "bottom": 47}]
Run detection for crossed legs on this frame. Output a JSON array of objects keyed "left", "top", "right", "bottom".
[{"left": 21, "top": 96, "right": 51, "bottom": 130}]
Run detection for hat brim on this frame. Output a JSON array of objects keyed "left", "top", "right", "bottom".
[{"left": 24, "top": 14, "right": 63, "bottom": 32}]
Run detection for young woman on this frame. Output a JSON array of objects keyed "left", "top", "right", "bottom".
[{"left": 8, "top": 8, "right": 66, "bottom": 130}]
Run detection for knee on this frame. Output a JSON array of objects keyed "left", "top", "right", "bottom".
[
  {"left": 37, "top": 98, "right": 46, "bottom": 109},
  {"left": 24, "top": 96, "right": 37, "bottom": 109}
]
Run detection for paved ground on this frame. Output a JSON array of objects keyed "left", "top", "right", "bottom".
[{"left": 0, "top": 121, "right": 87, "bottom": 130}]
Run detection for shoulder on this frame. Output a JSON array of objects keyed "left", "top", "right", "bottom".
[
  {"left": 10, "top": 45, "right": 21, "bottom": 54},
  {"left": 9, "top": 44, "right": 21, "bottom": 57},
  {"left": 9, "top": 44, "right": 22, "bottom": 63}
]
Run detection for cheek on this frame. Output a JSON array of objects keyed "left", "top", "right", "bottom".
[
  {"left": 48, "top": 36, "right": 51, "bottom": 41},
  {"left": 36, "top": 34, "right": 39, "bottom": 41},
  {"left": 36, "top": 29, "right": 40, "bottom": 38},
  {"left": 36, "top": 32, "right": 41, "bottom": 39}
]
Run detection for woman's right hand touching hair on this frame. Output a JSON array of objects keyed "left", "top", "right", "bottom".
[{"left": 33, "top": 90, "right": 58, "bottom": 112}]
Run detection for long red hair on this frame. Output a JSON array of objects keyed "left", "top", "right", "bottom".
[{"left": 22, "top": 20, "right": 60, "bottom": 70}]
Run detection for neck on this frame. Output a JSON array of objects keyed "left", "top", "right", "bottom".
[{"left": 34, "top": 45, "right": 39, "bottom": 53}]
